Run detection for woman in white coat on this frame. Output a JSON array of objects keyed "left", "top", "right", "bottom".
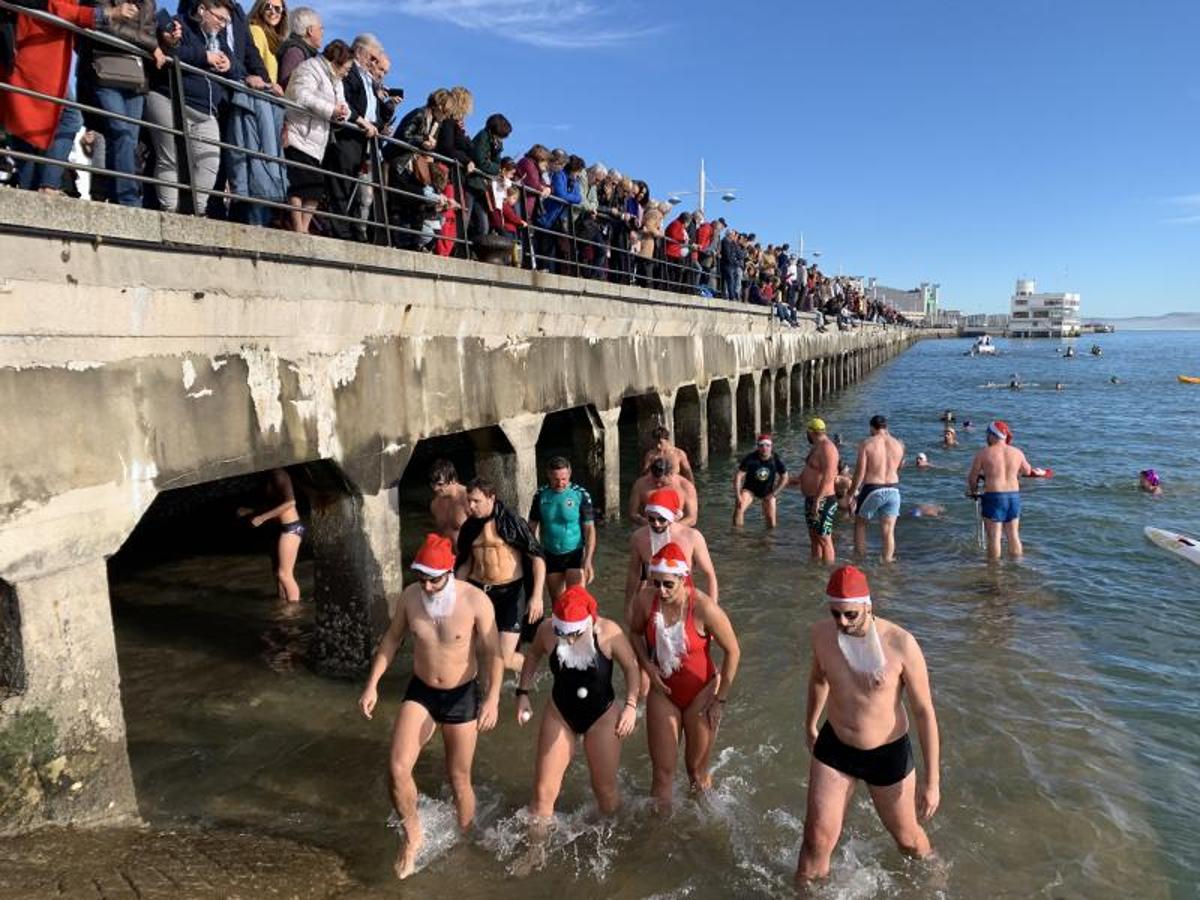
[{"left": 282, "top": 38, "right": 351, "bottom": 233}]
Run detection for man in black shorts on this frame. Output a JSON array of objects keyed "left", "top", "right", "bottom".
[
  {"left": 358, "top": 534, "right": 502, "bottom": 880},
  {"left": 528, "top": 456, "right": 596, "bottom": 599},
  {"left": 733, "top": 433, "right": 787, "bottom": 527}
]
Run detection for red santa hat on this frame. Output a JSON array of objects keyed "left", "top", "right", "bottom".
[
  {"left": 411, "top": 533, "right": 454, "bottom": 577},
  {"left": 756, "top": 433, "right": 773, "bottom": 447},
  {"left": 552, "top": 585, "right": 598, "bottom": 635},
  {"left": 825, "top": 564, "right": 871, "bottom": 605},
  {"left": 644, "top": 488, "right": 682, "bottom": 523},
  {"left": 987, "top": 420, "right": 1013, "bottom": 444},
  {"left": 648, "top": 542, "right": 690, "bottom": 577}
]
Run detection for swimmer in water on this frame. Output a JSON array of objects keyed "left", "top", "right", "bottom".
[
  {"left": 1009, "top": 378, "right": 1022, "bottom": 390},
  {"left": 914, "top": 452, "right": 931, "bottom": 470},
  {"left": 1110, "top": 375, "right": 1122, "bottom": 385},
  {"left": 1139, "top": 469, "right": 1162, "bottom": 495},
  {"left": 1055, "top": 383, "right": 1064, "bottom": 391},
  {"left": 942, "top": 427, "right": 958, "bottom": 449},
  {"left": 237, "top": 467, "right": 304, "bottom": 603},
  {"left": 940, "top": 409, "right": 954, "bottom": 424},
  {"left": 909, "top": 504, "right": 945, "bottom": 518},
  {"left": 961, "top": 420, "right": 973, "bottom": 431}
]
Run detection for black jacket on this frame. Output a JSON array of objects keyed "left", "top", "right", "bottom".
[{"left": 455, "top": 500, "right": 544, "bottom": 573}]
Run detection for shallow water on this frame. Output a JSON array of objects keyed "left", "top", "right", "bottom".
[{"left": 110, "top": 331, "right": 1200, "bottom": 898}]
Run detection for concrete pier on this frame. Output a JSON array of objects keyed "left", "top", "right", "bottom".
[{"left": 0, "top": 190, "right": 925, "bottom": 831}]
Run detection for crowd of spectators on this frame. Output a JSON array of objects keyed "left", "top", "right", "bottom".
[{"left": 0, "top": 0, "right": 911, "bottom": 325}]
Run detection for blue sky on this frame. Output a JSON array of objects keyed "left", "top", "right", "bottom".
[{"left": 322, "top": 0, "right": 1198, "bottom": 317}]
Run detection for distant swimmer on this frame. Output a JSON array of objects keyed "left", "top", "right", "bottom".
[
  {"left": 835, "top": 463, "right": 854, "bottom": 513},
  {"left": 640, "top": 426, "right": 695, "bottom": 482},
  {"left": 428, "top": 459, "right": 471, "bottom": 546},
  {"left": 1009, "top": 378, "right": 1022, "bottom": 390},
  {"left": 237, "top": 467, "right": 304, "bottom": 603},
  {"left": 628, "top": 544, "right": 740, "bottom": 811},
  {"left": 942, "top": 426, "right": 958, "bottom": 449},
  {"left": 1055, "top": 383, "right": 1065, "bottom": 391},
  {"left": 528, "top": 457, "right": 596, "bottom": 599},
  {"left": 733, "top": 433, "right": 788, "bottom": 528},
  {"left": 966, "top": 420, "right": 1033, "bottom": 560},
  {"left": 625, "top": 488, "right": 718, "bottom": 616},
  {"left": 795, "top": 417, "right": 840, "bottom": 563},
  {"left": 940, "top": 409, "right": 954, "bottom": 424},
  {"left": 516, "top": 586, "right": 640, "bottom": 833},
  {"left": 849, "top": 415, "right": 904, "bottom": 562},
  {"left": 961, "top": 420, "right": 973, "bottom": 431},
  {"left": 914, "top": 452, "right": 931, "bottom": 470},
  {"left": 358, "top": 534, "right": 502, "bottom": 880},
  {"left": 629, "top": 457, "right": 699, "bottom": 527},
  {"left": 909, "top": 504, "right": 945, "bottom": 518},
  {"left": 1139, "top": 469, "right": 1163, "bottom": 495},
  {"left": 1110, "top": 375, "right": 1122, "bottom": 385},
  {"left": 796, "top": 565, "right": 940, "bottom": 883}
]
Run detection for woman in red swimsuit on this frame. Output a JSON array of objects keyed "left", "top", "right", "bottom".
[{"left": 628, "top": 543, "right": 740, "bottom": 811}]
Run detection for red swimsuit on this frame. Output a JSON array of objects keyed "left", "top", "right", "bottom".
[{"left": 645, "top": 590, "right": 717, "bottom": 711}]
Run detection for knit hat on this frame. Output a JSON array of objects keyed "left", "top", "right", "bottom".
[
  {"left": 552, "top": 585, "right": 598, "bottom": 635},
  {"left": 648, "top": 542, "right": 690, "bottom": 577},
  {"left": 825, "top": 564, "right": 871, "bottom": 605},
  {"left": 644, "top": 488, "right": 682, "bottom": 523},
  {"left": 411, "top": 533, "right": 454, "bottom": 577},
  {"left": 987, "top": 420, "right": 1013, "bottom": 444}
]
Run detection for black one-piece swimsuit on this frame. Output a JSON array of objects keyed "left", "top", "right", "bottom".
[{"left": 548, "top": 636, "right": 616, "bottom": 735}]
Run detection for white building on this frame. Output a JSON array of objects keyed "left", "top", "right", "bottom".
[{"left": 1007, "top": 279, "right": 1081, "bottom": 338}]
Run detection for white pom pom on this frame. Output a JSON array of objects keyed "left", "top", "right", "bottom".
[
  {"left": 519, "top": 708, "right": 533, "bottom": 724},
  {"left": 576, "top": 687, "right": 588, "bottom": 699}
]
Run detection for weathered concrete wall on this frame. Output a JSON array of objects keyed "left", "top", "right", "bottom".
[{"left": 0, "top": 190, "right": 926, "bottom": 831}]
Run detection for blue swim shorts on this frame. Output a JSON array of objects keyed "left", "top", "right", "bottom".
[
  {"left": 856, "top": 485, "right": 901, "bottom": 521},
  {"left": 980, "top": 491, "right": 1021, "bottom": 523}
]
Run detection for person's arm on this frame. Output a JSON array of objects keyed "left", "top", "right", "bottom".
[
  {"left": 514, "top": 620, "right": 550, "bottom": 725},
  {"left": 607, "top": 625, "right": 640, "bottom": 738},
  {"left": 627, "top": 592, "right": 671, "bottom": 696},
  {"left": 678, "top": 483, "right": 699, "bottom": 528},
  {"left": 357, "top": 596, "right": 409, "bottom": 718},
  {"left": 677, "top": 450, "right": 694, "bottom": 482},
  {"left": 902, "top": 632, "right": 940, "bottom": 820},
  {"left": 769, "top": 459, "right": 789, "bottom": 500},
  {"left": 733, "top": 466, "right": 746, "bottom": 500},
  {"left": 698, "top": 598, "right": 740, "bottom": 730},
  {"left": 849, "top": 443, "right": 867, "bottom": 500},
  {"left": 474, "top": 592, "right": 502, "bottom": 732},
  {"left": 1017, "top": 450, "right": 1033, "bottom": 478},
  {"left": 628, "top": 482, "right": 647, "bottom": 526},
  {"left": 527, "top": 555, "right": 546, "bottom": 624},
  {"left": 248, "top": 500, "right": 296, "bottom": 527},
  {"left": 581, "top": 521, "right": 596, "bottom": 585},
  {"left": 691, "top": 530, "right": 719, "bottom": 605},
  {"left": 804, "top": 636, "right": 829, "bottom": 749}
]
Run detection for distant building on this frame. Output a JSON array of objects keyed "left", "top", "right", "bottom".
[
  {"left": 871, "top": 280, "right": 939, "bottom": 323},
  {"left": 1008, "top": 279, "right": 1081, "bottom": 338}
]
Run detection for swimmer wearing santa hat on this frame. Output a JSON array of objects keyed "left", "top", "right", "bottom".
[
  {"left": 797, "top": 564, "right": 940, "bottom": 882},
  {"left": 357, "top": 533, "right": 503, "bottom": 881}
]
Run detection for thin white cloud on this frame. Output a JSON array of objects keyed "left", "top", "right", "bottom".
[
  {"left": 320, "top": 0, "right": 664, "bottom": 49},
  {"left": 1164, "top": 214, "right": 1200, "bottom": 225},
  {"left": 1165, "top": 193, "right": 1200, "bottom": 206}
]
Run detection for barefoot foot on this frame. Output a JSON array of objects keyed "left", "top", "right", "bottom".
[{"left": 394, "top": 832, "right": 424, "bottom": 880}]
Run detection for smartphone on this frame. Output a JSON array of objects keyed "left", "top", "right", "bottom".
[{"left": 386, "top": 87, "right": 405, "bottom": 100}]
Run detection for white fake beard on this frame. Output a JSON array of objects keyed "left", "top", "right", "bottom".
[
  {"left": 421, "top": 575, "right": 456, "bottom": 621},
  {"left": 837, "top": 613, "right": 887, "bottom": 689},
  {"left": 554, "top": 620, "right": 597, "bottom": 671},
  {"left": 653, "top": 609, "right": 689, "bottom": 677},
  {"left": 649, "top": 523, "right": 671, "bottom": 556}
]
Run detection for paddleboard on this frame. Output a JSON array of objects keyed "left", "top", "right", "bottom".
[{"left": 1144, "top": 527, "right": 1200, "bottom": 567}]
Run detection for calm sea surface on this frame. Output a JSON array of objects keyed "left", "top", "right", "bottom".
[{"left": 110, "top": 331, "right": 1200, "bottom": 899}]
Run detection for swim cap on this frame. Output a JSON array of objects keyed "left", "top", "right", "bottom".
[
  {"left": 916, "top": 452, "right": 928, "bottom": 463},
  {"left": 552, "top": 585, "right": 598, "bottom": 635},
  {"left": 1141, "top": 469, "right": 1160, "bottom": 487},
  {"left": 807, "top": 417, "right": 826, "bottom": 433},
  {"left": 411, "top": 533, "right": 454, "bottom": 577},
  {"left": 987, "top": 420, "right": 1013, "bottom": 444},
  {"left": 825, "top": 565, "right": 871, "bottom": 605}
]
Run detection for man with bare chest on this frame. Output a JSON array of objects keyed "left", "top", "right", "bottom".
[
  {"left": 849, "top": 415, "right": 905, "bottom": 562},
  {"left": 628, "top": 457, "right": 699, "bottom": 527},
  {"left": 358, "top": 534, "right": 502, "bottom": 880},
  {"left": 455, "top": 477, "right": 546, "bottom": 673},
  {"left": 640, "top": 425, "right": 695, "bottom": 482},
  {"left": 623, "top": 487, "right": 718, "bottom": 617},
  {"left": 792, "top": 417, "right": 840, "bottom": 562},
  {"left": 796, "top": 565, "right": 940, "bottom": 882},
  {"left": 428, "top": 459, "right": 471, "bottom": 546}
]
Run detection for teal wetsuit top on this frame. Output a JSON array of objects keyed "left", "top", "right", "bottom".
[{"left": 529, "top": 483, "right": 594, "bottom": 555}]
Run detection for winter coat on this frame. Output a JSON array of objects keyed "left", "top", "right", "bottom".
[
  {"left": 283, "top": 54, "right": 344, "bottom": 161},
  {"left": 665, "top": 216, "right": 688, "bottom": 260},
  {"left": 275, "top": 32, "right": 315, "bottom": 88},
  {"left": 227, "top": 87, "right": 286, "bottom": 202},
  {"left": 467, "top": 126, "right": 502, "bottom": 193},
  {"left": 515, "top": 155, "right": 544, "bottom": 219},
  {"left": 536, "top": 168, "right": 581, "bottom": 230},
  {"left": 77, "top": 0, "right": 158, "bottom": 95}
]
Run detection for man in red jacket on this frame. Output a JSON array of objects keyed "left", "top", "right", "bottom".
[{"left": 664, "top": 211, "right": 692, "bottom": 289}]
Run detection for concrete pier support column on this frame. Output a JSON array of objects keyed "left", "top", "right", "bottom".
[
  {"left": 736, "top": 373, "right": 759, "bottom": 445},
  {"left": 774, "top": 368, "right": 790, "bottom": 420},
  {"left": 759, "top": 370, "right": 775, "bottom": 435},
  {"left": 597, "top": 407, "right": 622, "bottom": 520},
  {"left": 0, "top": 561, "right": 138, "bottom": 833},
  {"left": 672, "top": 385, "right": 707, "bottom": 472},
  {"left": 706, "top": 378, "right": 735, "bottom": 455},
  {"left": 496, "top": 413, "right": 547, "bottom": 519},
  {"left": 790, "top": 364, "right": 803, "bottom": 417},
  {"left": 308, "top": 481, "right": 404, "bottom": 678}
]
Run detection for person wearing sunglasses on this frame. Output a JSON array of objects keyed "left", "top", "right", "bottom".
[
  {"left": 357, "top": 533, "right": 502, "bottom": 881},
  {"left": 514, "top": 585, "right": 639, "bottom": 843},
  {"left": 628, "top": 455, "right": 698, "bottom": 528},
  {"left": 627, "top": 543, "right": 739, "bottom": 812},
  {"left": 797, "top": 565, "right": 939, "bottom": 882},
  {"left": 623, "top": 487, "right": 718, "bottom": 619}
]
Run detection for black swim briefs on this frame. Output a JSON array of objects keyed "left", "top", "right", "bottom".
[
  {"left": 544, "top": 546, "right": 584, "bottom": 575},
  {"left": 813, "top": 721, "right": 914, "bottom": 787},
  {"left": 403, "top": 675, "right": 480, "bottom": 725},
  {"left": 469, "top": 577, "right": 526, "bottom": 634}
]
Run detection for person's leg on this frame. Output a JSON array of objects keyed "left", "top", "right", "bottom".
[
  {"left": 867, "top": 771, "right": 931, "bottom": 858},
  {"left": 819, "top": 534, "right": 836, "bottom": 563},
  {"left": 681, "top": 678, "right": 718, "bottom": 791},
  {"left": 143, "top": 92, "right": 178, "bottom": 211},
  {"left": 186, "top": 109, "right": 221, "bottom": 213},
  {"left": 35, "top": 102, "right": 83, "bottom": 192},
  {"left": 301, "top": 200, "right": 318, "bottom": 233},
  {"left": 94, "top": 87, "right": 143, "bottom": 206},
  {"left": 441, "top": 720, "right": 480, "bottom": 832},
  {"left": 733, "top": 489, "right": 754, "bottom": 526},
  {"left": 563, "top": 566, "right": 585, "bottom": 590},
  {"left": 880, "top": 515, "right": 898, "bottom": 562},
  {"left": 645, "top": 689, "right": 682, "bottom": 812},
  {"left": 984, "top": 519, "right": 1002, "bottom": 561},
  {"left": 545, "top": 571, "right": 565, "bottom": 600},
  {"left": 528, "top": 701, "right": 575, "bottom": 820},
  {"left": 795, "top": 757, "right": 857, "bottom": 881},
  {"left": 1005, "top": 518, "right": 1023, "bottom": 558},
  {"left": 499, "top": 630, "right": 524, "bottom": 674},
  {"left": 287, "top": 196, "right": 306, "bottom": 232},
  {"left": 763, "top": 494, "right": 778, "bottom": 528},
  {"left": 582, "top": 705, "right": 623, "bottom": 814},
  {"left": 854, "top": 515, "right": 868, "bottom": 557},
  {"left": 389, "top": 700, "right": 436, "bottom": 879},
  {"left": 275, "top": 532, "right": 302, "bottom": 602}
]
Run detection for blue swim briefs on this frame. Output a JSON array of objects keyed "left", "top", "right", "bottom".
[{"left": 980, "top": 491, "right": 1021, "bottom": 523}]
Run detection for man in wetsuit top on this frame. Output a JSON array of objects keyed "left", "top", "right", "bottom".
[
  {"left": 849, "top": 415, "right": 905, "bottom": 562},
  {"left": 358, "top": 534, "right": 502, "bottom": 881},
  {"left": 796, "top": 565, "right": 939, "bottom": 883},
  {"left": 456, "top": 477, "right": 547, "bottom": 672},
  {"left": 966, "top": 420, "right": 1032, "bottom": 560},
  {"left": 640, "top": 425, "right": 695, "bottom": 482},
  {"left": 733, "top": 433, "right": 788, "bottom": 527},
  {"left": 428, "top": 459, "right": 471, "bottom": 546},
  {"left": 624, "top": 487, "right": 718, "bottom": 618},
  {"left": 628, "top": 456, "right": 699, "bottom": 527},
  {"left": 795, "top": 417, "right": 840, "bottom": 563},
  {"left": 528, "top": 457, "right": 596, "bottom": 600}
]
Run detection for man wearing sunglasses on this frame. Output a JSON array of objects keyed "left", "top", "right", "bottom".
[
  {"left": 623, "top": 487, "right": 718, "bottom": 618},
  {"left": 358, "top": 533, "right": 502, "bottom": 880},
  {"left": 797, "top": 565, "right": 940, "bottom": 882}
]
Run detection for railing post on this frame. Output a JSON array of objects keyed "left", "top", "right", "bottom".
[
  {"left": 371, "top": 137, "right": 390, "bottom": 248},
  {"left": 452, "top": 162, "right": 470, "bottom": 260},
  {"left": 170, "top": 56, "right": 199, "bottom": 216}
]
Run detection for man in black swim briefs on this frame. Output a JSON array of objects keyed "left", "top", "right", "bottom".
[
  {"left": 796, "top": 565, "right": 941, "bottom": 883},
  {"left": 358, "top": 534, "right": 503, "bottom": 881}
]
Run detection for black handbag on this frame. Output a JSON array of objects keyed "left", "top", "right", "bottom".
[{"left": 93, "top": 54, "right": 147, "bottom": 91}]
